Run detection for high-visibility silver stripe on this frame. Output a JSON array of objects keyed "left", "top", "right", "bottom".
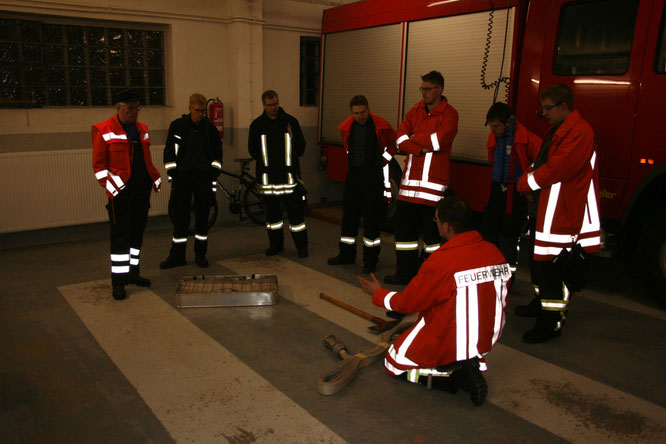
[
  {"left": 174, "top": 134, "right": 182, "bottom": 139},
  {"left": 262, "top": 173, "right": 268, "bottom": 185},
  {"left": 340, "top": 236, "right": 356, "bottom": 245},
  {"left": 143, "top": 133, "right": 149, "bottom": 140},
  {"left": 383, "top": 291, "right": 397, "bottom": 311},
  {"left": 590, "top": 151, "right": 596, "bottom": 169},
  {"left": 260, "top": 189, "right": 294, "bottom": 196},
  {"left": 154, "top": 177, "right": 161, "bottom": 188},
  {"left": 109, "top": 172, "right": 125, "bottom": 190},
  {"left": 384, "top": 190, "right": 392, "bottom": 198},
  {"left": 404, "top": 154, "right": 413, "bottom": 180},
  {"left": 393, "top": 317, "right": 424, "bottom": 366},
  {"left": 211, "top": 160, "right": 222, "bottom": 169},
  {"left": 102, "top": 132, "right": 127, "bottom": 141},
  {"left": 398, "top": 189, "right": 442, "bottom": 202},
  {"left": 165, "top": 162, "right": 177, "bottom": 170},
  {"left": 491, "top": 279, "right": 507, "bottom": 346},
  {"left": 541, "top": 300, "right": 568, "bottom": 309},
  {"left": 467, "top": 283, "right": 480, "bottom": 359},
  {"left": 535, "top": 231, "right": 576, "bottom": 244},
  {"left": 195, "top": 234, "right": 208, "bottom": 241},
  {"left": 289, "top": 223, "right": 306, "bottom": 232},
  {"left": 106, "top": 181, "right": 118, "bottom": 196},
  {"left": 261, "top": 134, "right": 269, "bottom": 166},
  {"left": 266, "top": 221, "right": 284, "bottom": 230},
  {"left": 578, "top": 236, "right": 601, "bottom": 247},
  {"left": 130, "top": 248, "right": 140, "bottom": 256},
  {"left": 130, "top": 258, "right": 139, "bottom": 265},
  {"left": 384, "top": 355, "right": 405, "bottom": 376},
  {"left": 395, "top": 242, "right": 418, "bottom": 250},
  {"left": 174, "top": 143, "right": 179, "bottom": 156},
  {"left": 542, "top": 182, "right": 561, "bottom": 236},
  {"left": 430, "top": 132, "right": 440, "bottom": 152},
  {"left": 383, "top": 151, "right": 392, "bottom": 161},
  {"left": 400, "top": 179, "right": 446, "bottom": 192},
  {"left": 421, "top": 152, "right": 432, "bottom": 182},
  {"left": 285, "top": 133, "right": 292, "bottom": 166},
  {"left": 95, "top": 170, "right": 108, "bottom": 180},
  {"left": 111, "top": 265, "right": 130, "bottom": 273},
  {"left": 172, "top": 237, "right": 188, "bottom": 243},
  {"left": 288, "top": 173, "right": 294, "bottom": 184},
  {"left": 533, "top": 245, "right": 564, "bottom": 256},
  {"left": 396, "top": 134, "right": 410, "bottom": 145},
  {"left": 363, "top": 237, "right": 380, "bottom": 247},
  {"left": 527, "top": 172, "right": 540, "bottom": 191},
  {"left": 456, "top": 286, "right": 467, "bottom": 361},
  {"left": 110, "top": 254, "right": 130, "bottom": 261},
  {"left": 580, "top": 179, "right": 601, "bottom": 234},
  {"left": 423, "top": 243, "right": 440, "bottom": 253}
]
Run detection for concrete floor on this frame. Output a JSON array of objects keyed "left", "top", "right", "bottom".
[{"left": 1, "top": 211, "right": 665, "bottom": 443}]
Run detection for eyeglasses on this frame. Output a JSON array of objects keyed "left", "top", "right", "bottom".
[
  {"left": 541, "top": 102, "right": 562, "bottom": 112},
  {"left": 191, "top": 107, "right": 207, "bottom": 114},
  {"left": 419, "top": 86, "right": 439, "bottom": 93}
]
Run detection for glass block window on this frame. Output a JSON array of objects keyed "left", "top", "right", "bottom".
[
  {"left": 300, "top": 36, "right": 320, "bottom": 107},
  {"left": 0, "top": 16, "right": 165, "bottom": 107}
]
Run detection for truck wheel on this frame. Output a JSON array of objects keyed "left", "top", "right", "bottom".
[{"left": 639, "top": 207, "right": 666, "bottom": 307}]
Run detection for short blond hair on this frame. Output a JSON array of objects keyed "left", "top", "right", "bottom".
[{"left": 189, "top": 93, "right": 206, "bottom": 106}]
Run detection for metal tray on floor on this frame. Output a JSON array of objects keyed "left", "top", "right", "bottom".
[{"left": 175, "top": 274, "right": 279, "bottom": 308}]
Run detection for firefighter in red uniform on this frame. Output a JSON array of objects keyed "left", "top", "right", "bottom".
[
  {"left": 327, "top": 95, "right": 397, "bottom": 273},
  {"left": 515, "top": 83, "right": 601, "bottom": 343},
  {"left": 92, "top": 89, "right": 162, "bottom": 300},
  {"left": 359, "top": 197, "right": 510, "bottom": 406},
  {"left": 481, "top": 102, "right": 541, "bottom": 278},
  {"left": 385, "top": 70, "right": 459, "bottom": 285}
]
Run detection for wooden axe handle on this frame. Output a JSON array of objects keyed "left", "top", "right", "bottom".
[{"left": 319, "top": 292, "right": 387, "bottom": 326}]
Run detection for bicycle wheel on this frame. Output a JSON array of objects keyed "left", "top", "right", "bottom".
[{"left": 241, "top": 180, "right": 265, "bottom": 225}]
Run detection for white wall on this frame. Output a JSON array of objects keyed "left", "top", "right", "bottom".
[{"left": 0, "top": 0, "right": 348, "bottom": 232}]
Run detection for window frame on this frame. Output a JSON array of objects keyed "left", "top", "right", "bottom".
[{"left": 299, "top": 36, "right": 320, "bottom": 107}]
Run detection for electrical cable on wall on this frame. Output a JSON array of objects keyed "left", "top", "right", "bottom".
[{"left": 480, "top": 0, "right": 512, "bottom": 104}]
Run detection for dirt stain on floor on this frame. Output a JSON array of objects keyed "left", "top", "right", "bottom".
[{"left": 531, "top": 378, "right": 664, "bottom": 440}]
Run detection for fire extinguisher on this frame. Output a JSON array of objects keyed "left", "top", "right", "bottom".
[{"left": 207, "top": 97, "right": 224, "bottom": 139}]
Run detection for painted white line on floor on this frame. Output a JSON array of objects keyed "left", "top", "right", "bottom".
[
  {"left": 223, "top": 255, "right": 666, "bottom": 444},
  {"left": 58, "top": 280, "right": 345, "bottom": 444}
]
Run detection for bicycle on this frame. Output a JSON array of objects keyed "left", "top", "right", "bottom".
[{"left": 167, "top": 157, "right": 265, "bottom": 231}]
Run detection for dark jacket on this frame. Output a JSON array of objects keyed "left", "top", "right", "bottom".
[
  {"left": 248, "top": 107, "right": 306, "bottom": 195},
  {"left": 163, "top": 114, "right": 223, "bottom": 179}
]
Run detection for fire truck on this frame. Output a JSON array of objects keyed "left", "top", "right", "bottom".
[{"left": 318, "top": 0, "right": 666, "bottom": 303}]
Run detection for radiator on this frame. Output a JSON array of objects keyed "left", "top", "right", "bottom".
[{"left": 0, "top": 147, "right": 169, "bottom": 233}]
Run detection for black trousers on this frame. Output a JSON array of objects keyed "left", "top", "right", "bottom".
[
  {"left": 338, "top": 168, "right": 384, "bottom": 266},
  {"left": 264, "top": 193, "right": 308, "bottom": 250},
  {"left": 169, "top": 174, "right": 212, "bottom": 260},
  {"left": 481, "top": 181, "right": 527, "bottom": 268},
  {"left": 533, "top": 259, "right": 571, "bottom": 331},
  {"left": 394, "top": 200, "right": 441, "bottom": 278},
  {"left": 106, "top": 180, "right": 151, "bottom": 285}
]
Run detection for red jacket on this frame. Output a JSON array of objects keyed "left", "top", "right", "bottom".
[
  {"left": 372, "top": 231, "right": 510, "bottom": 374},
  {"left": 517, "top": 110, "right": 601, "bottom": 260},
  {"left": 486, "top": 121, "right": 542, "bottom": 180},
  {"left": 92, "top": 115, "right": 161, "bottom": 199},
  {"left": 338, "top": 112, "right": 397, "bottom": 201},
  {"left": 395, "top": 97, "right": 459, "bottom": 206}
]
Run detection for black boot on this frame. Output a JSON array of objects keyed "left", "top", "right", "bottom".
[
  {"left": 129, "top": 275, "right": 151, "bottom": 287},
  {"left": 112, "top": 284, "right": 126, "bottom": 301},
  {"left": 195, "top": 256, "right": 209, "bottom": 268},
  {"left": 452, "top": 358, "right": 488, "bottom": 406},
  {"left": 522, "top": 323, "right": 561, "bottom": 344},
  {"left": 159, "top": 256, "right": 186, "bottom": 269}
]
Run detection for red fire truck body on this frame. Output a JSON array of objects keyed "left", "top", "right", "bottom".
[{"left": 318, "top": 0, "right": 666, "bottom": 299}]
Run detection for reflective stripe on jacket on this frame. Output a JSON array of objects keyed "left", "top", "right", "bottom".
[
  {"left": 396, "top": 97, "right": 459, "bottom": 206},
  {"left": 92, "top": 115, "right": 161, "bottom": 199},
  {"left": 517, "top": 110, "right": 601, "bottom": 260},
  {"left": 372, "top": 231, "right": 510, "bottom": 374}
]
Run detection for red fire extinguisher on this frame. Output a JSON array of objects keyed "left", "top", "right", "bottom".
[{"left": 207, "top": 97, "right": 224, "bottom": 139}]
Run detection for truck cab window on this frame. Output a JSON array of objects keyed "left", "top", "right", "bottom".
[
  {"left": 656, "top": 6, "right": 666, "bottom": 73},
  {"left": 553, "top": 0, "right": 639, "bottom": 75}
]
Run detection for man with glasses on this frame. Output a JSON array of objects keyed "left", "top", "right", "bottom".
[
  {"left": 515, "top": 83, "right": 600, "bottom": 343},
  {"left": 160, "top": 93, "right": 223, "bottom": 269},
  {"left": 385, "top": 70, "right": 459, "bottom": 285},
  {"left": 248, "top": 90, "right": 308, "bottom": 258},
  {"left": 92, "top": 89, "right": 162, "bottom": 300}
]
